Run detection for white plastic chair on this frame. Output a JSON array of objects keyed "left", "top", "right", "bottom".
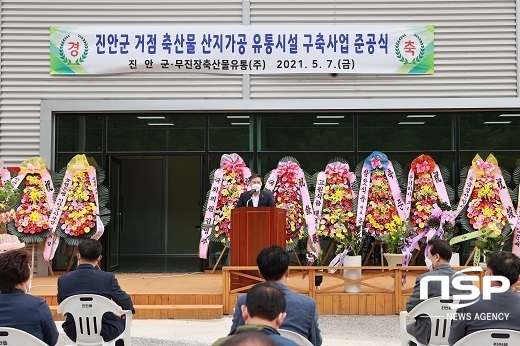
[
  {"left": 0, "top": 327, "right": 47, "bottom": 346},
  {"left": 400, "top": 297, "right": 458, "bottom": 346},
  {"left": 57, "top": 294, "right": 132, "bottom": 346},
  {"left": 278, "top": 328, "right": 313, "bottom": 346},
  {"left": 453, "top": 329, "right": 520, "bottom": 346}
]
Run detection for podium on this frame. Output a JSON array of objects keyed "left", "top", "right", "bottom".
[{"left": 230, "top": 207, "right": 286, "bottom": 288}]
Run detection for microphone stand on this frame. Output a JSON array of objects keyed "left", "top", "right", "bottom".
[{"left": 246, "top": 189, "right": 257, "bottom": 207}]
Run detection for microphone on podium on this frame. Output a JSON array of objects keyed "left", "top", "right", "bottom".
[{"left": 246, "top": 188, "right": 257, "bottom": 207}]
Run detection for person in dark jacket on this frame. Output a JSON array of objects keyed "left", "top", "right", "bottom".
[
  {"left": 406, "top": 239, "right": 466, "bottom": 345},
  {"left": 236, "top": 174, "right": 275, "bottom": 208},
  {"left": 58, "top": 239, "right": 134, "bottom": 345},
  {"left": 215, "top": 282, "right": 297, "bottom": 346},
  {"left": 221, "top": 331, "right": 275, "bottom": 345},
  {"left": 449, "top": 251, "right": 520, "bottom": 345},
  {"left": 231, "top": 246, "right": 322, "bottom": 345},
  {"left": 0, "top": 248, "right": 58, "bottom": 346}
]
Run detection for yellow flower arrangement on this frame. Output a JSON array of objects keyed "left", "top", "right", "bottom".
[{"left": 380, "top": 216, "right": 410, "bottom": 254}]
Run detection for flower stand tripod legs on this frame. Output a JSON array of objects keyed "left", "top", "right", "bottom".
[
  {"left": 410, "top": 243, "right": 424, "bottom": 266},
  {"left": 40, "top": 243, "right": 54, "bottom": 276},
  {"left": 212, "top": 246, "right": 228, "bottom": 273},
  {"left": 362, "top": 240, "right": 380, "bottom": 266},
  {"left": 293, "top": 248, "right": 303, "bottom": 266}
]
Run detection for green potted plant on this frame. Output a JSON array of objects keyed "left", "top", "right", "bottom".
[
  {"left": 380, "top": 216, "right": 411, "bottom": 266},
  {"left": 0, "top": 180, "right": 19, "bottom": 233},
  {"left": 335, "top": 226, "right": 364, "bottom": 256},
  {"left": 475, "top": 223, "right": 510, "bottom": 264}
]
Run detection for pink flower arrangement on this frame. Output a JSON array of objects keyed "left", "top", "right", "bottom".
[
  {"left": 14, "top": 174, "right": 51, "bottom": 234},
  {"left": 212, "top": 169, "right": 248, "bottom": 243},
  {"left": 317, "top": 163, "right": 356, "bottom": 244},
  {"left": 0, "top": 210, "right": 15, "bottom": 224},
  {"left": 409, "top": 174, "right": 438, "bottom": 231},
  {"left": 364, "top": 171, "right": 400, "bottom": 236},
  {"left": 59, "top": 171, "right": 97, "bottom": 237},
  {"left": 409, "top": 155, "right": 439, "bottom": 234},
  {"left": 273, "top": 161, "right": 306, "bottom": 246},
  {"left": 0, "top": 234, "right": 25, "bottom": 252},
  {"left": 467, "top": 160, "right": 507, "bottom": 230}
]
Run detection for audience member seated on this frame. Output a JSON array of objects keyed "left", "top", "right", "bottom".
[
  {"left": 406, "top": 239, "right": 466, "bottom": 345},
  {"left": 449, "top": 251, "right": 520, "bottom": 345},
  {"left": 0, "top": 248, "right": 58, "bottom": 346},
  {"left": 215, "top": 282, "right": 297, "bottom": 346},
  {"left": 58, "top": 239, "right": 134, "bottom": 345},
  {"left": 231, "top": 246, "right": 322, "bottom": 346},
  {"left": 221, "top": 330, "right": 275, "bottom": 346}
]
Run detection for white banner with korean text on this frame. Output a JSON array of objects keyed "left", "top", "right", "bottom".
[{"left": 50, "top": 25, "right": 434, "bottom": 75}]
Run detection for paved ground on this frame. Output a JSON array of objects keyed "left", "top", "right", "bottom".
[{"left": 56, "top": 315, "right": 402, "bottom": 345}]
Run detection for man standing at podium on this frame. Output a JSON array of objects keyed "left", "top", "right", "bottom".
[{"left": 236, "top": 174, "right": 275, "bottom": 208}]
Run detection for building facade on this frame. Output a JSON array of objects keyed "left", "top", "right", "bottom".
[{"left": 1, "top": 0, "right": 520, "bottom": 272}]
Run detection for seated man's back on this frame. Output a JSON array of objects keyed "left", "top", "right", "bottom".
[
  {"left": 58, "top": 239, "right": 134, "bottom": 343},
  {"left": 449, "top": 251, "right": 520, "bottom": 345},
  {"left": 450, "top": 290, "right": 520, "bottom": 341},
  {"left": 231, "top": 283, "right": 320, "bottom": 344},
  {"left": 217, "top": 282, "right": 297, "bottom": 346},
  {"left": 230, "top": 246, "right": 321, "bottom": 345},
  {"left": 406, "top": 239, "right": 465, "bottom": 345}
]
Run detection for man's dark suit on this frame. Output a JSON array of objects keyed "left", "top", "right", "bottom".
[
  {"left": 406, "top": 264, "right": 466, "bottom": 345},
  {"left": 0, "top": 289, "right": 59, "bottom": 345},
  {"left": 449, "top": 290, "right": 520, "bottom": 345},
  {"left": 57, "top": 264, "right": 135, "bottom": 343},
  {"left": 236, "top": 190, "right": 276, "bottom": 208},
  {"left": 231, "top": 283, "right": 322, "bottom": 345}
]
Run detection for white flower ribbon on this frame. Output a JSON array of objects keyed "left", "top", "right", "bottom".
[
  {"left": 514, "top": 191, "right": 520, "bottom": 255},
  {"left": 355, "top": 167, "right": 371, "bottom": 229},
  {"left": 385, "top": 162, "right": 405, "bottom": 220},
  {"left": 88, "top": 166, "right": 104, "bottom": 241},
  {"left": 312, "top": 171, "right": 327, "bottom": 224},
  {"left": 198, "top": 169, "right": 224, "bottom": 259},
  {"left": 297, "top": 169, "right": 320, "bottom": 252},
  {"left": 43, "top": 171, "right": 72, "bottom": 261},
  {"left": 264, "top": 170, "right": 278, "bottom": 192},
  {"left": 0, "top": 160, "right": 10, "bottom": 184},
  {"left": 451, "top": 168, "right": 476, "bottom": 223},
  {"left": 327, "top": 248, "right": 350, "bottom": 274}
]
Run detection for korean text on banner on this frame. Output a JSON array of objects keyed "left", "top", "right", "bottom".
[{"left": 50, "top": 25, "right": 434, "bottom": 75}]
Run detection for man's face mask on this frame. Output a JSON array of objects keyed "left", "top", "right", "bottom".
[
  {"left": 424, "top": 253, "right": 433, "bottom": 271},
  {"left": 251, "top": 183, "right": 262, "bottom": 192},
  {"left": 425, "top": 256, "right": 434, "bottom": 271},
  {"left": 24, "top": 279, "right": 32, "bottom": 294}
]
